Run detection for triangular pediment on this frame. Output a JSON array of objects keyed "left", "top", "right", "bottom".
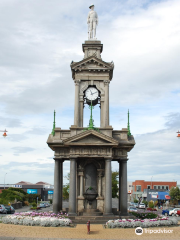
[
  {"left": 71, "top": 56, "right": 114, "bottom": 71},
  {"left": 63, "top": 130, "right": 118, "bottom": 146}
]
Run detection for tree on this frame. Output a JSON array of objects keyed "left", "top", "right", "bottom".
[
  {"left": 142, "top": 200, "right": 148, "bottom": 207},
  {"left": 0, "top": 188, "right": 27, "bottom": 204},
  {"left": 63, "top": 184, "right": 69, "bottom": 200},
  {"left": 112, "top": 171, "right": 119, "bottom": 198},
  {"left": 169, "top": 187, "right": 180, "bottom": 202},
  {"left": 63, "top": 173, "right": 70, "bottom": 200},
  {"left": 27, "top": 194, "right": 41, "bottom": 203},
  {"left": 148, "top": 200, "right": 154, "bottom": 208}
]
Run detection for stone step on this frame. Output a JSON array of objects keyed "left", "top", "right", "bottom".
[
  {"left": 82, "top": 212, "right": 103, "bottom": 216},
  {"left": 69, "top": 215, "right": 134, "bottom": 224},
  {"left": 82, "top": 209, "right": 101, "bottom": 213}
]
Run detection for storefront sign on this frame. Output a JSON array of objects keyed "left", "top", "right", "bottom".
[
  {"left": 27, "top": 189, "right": 38, "bottom": 194},
  {"left": 151, "top": 194, "right": 158, "bottom": 198},
  {"left": 48, "top": 191, "right": 54, "bottom": 194}
]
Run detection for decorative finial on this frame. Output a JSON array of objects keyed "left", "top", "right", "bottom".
[
  {"left": 127, "top": 109, "right": 131, "bottom": 137},
  {"left": 51, "top": 110, "right": 56, "bottom": 136}
]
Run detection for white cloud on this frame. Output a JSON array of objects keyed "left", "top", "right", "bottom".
[{"left": 0, "top": 0, "right": 179, "bottom": 185}]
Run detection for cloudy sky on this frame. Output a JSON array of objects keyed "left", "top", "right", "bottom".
[{"left": 0, "top": 0, "right": 180, "bottom": 186}]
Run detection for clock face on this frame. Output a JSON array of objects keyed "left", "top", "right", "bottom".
[{"left": 85, "top": 87, "right": 98, "bottom": 101}]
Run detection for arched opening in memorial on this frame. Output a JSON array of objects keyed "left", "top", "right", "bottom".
[{"left": 84, "top": 104, "right": 100, "bottom": 128}]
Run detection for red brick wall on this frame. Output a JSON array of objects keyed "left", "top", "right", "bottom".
[{"left": 132, "top": 180, "right": 177, "bottom": 192}]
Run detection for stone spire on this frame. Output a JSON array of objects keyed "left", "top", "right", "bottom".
[
  {"left": 51, "top": 110, "right": 56, "bottom": 136},
  {"left": 127, "top": 109, "right": 131, "bottom": 137}
]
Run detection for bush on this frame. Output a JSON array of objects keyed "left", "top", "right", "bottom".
[
  {"left": 24, "top": 201, "right": 29, "bottom": 206},
  {"left": 148, "top": 201, "right": 154, "bottom": 208},
  {"left": 28, "top": 194, "right": 41, "bottom": 203},
  {"left": 30, "top": 207, "right": 37, "bottom": 210},
  {"left": 0, "top": 198, "right": 9, "bottom": 205},
  {"left": 49, "top": 199, "right": 53, "bottom": 204},
  {"left": 131, "top": 211, "right": 158, "bottom": 219},
  {"left": 31, "top": 202, "right": 37, "bottom": 208},
  {"left": 142, "top": 200, "right": 148, "bottom": 207},
  {"left": 134, "top": 199, "right": 138, "bottom": 203}
]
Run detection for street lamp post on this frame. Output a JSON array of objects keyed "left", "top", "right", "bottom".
[
  {"left": 151, "top": 176, "right": 153, "bottom": 189},
  {"left": 4, "top": 173, "right": 7, "bottom": 189},
  {"left": 0, "top": 129, "right": 8, "bottom": 137}
]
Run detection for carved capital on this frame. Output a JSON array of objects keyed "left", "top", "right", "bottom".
[
  {"left": 74, "top": 80, "right": 80, "bottom": 86},
  {"left": 97, "top": 169, "right": 104, "bottom": 177},
  {"left": 78, "top": 171, "right": 84, "bottom": 176},
  {"left": 118, "top": 158, "right": 129, "bottom": 163},
  {"left": 53, "top": 158, "right": 64, "bottom": 163},
  {"left": 104, "top": 80, "right": 110, "bottom": 85}
]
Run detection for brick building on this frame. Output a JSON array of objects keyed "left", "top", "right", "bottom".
[{"left": 132, "top": 180, "right": 176, "bottom": 200}]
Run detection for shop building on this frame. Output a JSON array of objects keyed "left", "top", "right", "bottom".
[
  {"left": 132, "top": 180, "right": 176, "bottom": 200},
  {"left": 1, "top": 181, "right": 54, "bottom": 201}
]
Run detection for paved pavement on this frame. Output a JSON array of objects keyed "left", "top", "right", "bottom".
[
  {"left": 0, "top": 238, "right": 105, "bottom": 240},
  {"left": 0, "top": 201, "right": 180, "bottom": 240},
  {"left": 0, "top": 238, "right": 103, "bottom": 240}
]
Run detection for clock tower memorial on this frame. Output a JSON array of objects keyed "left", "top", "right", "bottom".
[{"left": 47, "top": 5, "right": 135, "bottom": 218}]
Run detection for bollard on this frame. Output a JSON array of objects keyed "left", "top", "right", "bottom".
[{"left": 87, "top": 220, "right": 90, "bottom": 234}]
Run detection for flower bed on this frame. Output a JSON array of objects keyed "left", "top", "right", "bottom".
[
  {"left": 147, "top": 207, "right": 157, "bottom": 211},
  {"left": 105, "top": 217, "right": 178, "bottom": 228},
  {"left": 2, "top": 211, "right": 73, "bottom": 227}
]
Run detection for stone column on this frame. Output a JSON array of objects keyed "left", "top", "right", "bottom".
[
  {"left": 100, "top": 98, "right": 105, "bottom": 127},
  {"left": 104, "top": 80, "right": 110, "bottom": 127},
  {"left": 79, "top": 173, "right": 84, "bottom": 197},
  {"left": 79, "top": 94, "right": 84, "bottom": 127},
  {"left": 74, "top": 80, "right": 80, "bottom": 127},
  {"left": 97, "top": 170, "right": 103, "bottom": 197},
  {"left": 118, "top": 160, "right": 121, "bottom": 212},
  {"left": 69, "top": 159, "right": 77, "bottom": 216},
  {"left": 53, "top": 159, "right": 63, "bottom": 213},
  {"left": 104, "top": 158, "right": 113, "bottom": 215},
  {"left": 120, "top": 159, "right": 128, "bottom": 215}
]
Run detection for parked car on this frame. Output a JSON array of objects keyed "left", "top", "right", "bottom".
[
  {"left": 128, "top": 206, "right": 138, "bottom": 212},
  {"left": 169, "top": 208, "right": 180, "bottom": 216},
  {"left": 39, "top": 203, "right": 46, "bottom": 208},
  {"left": 176, "top": 210, "right": 180, "bottom": 216},
  {"left": 138, "top": 203, "right": 146, "bottom": 209},
  {"left": 162, "top": 208, "right": 174, "bottom": 216},
  {"left": 0, "top": 204, "right": 7, "bottom": 214},
  {"left": 4, "top": 206, "right": 15, "bottom": 214},
  {"left": 129, "top": 202, "right": 135, "bottom": 206},
  {"left": 44, "top": 202, "right": 50, "bottom": 207},
  {"left": 134, "top": 203, "right": 139, "bottom": 208}
]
